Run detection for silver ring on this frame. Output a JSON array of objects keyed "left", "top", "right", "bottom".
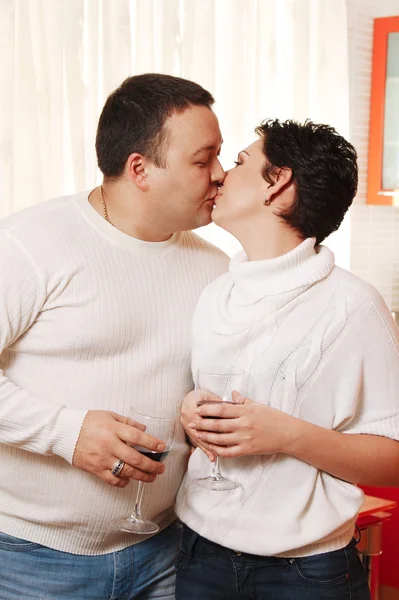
[{"left": 111, "top": 459, "right": 125, "bottom": 477}]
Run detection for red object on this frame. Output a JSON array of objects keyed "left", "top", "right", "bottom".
[{"left": 360, "top": 486, "right": 399, "bottom": 589}]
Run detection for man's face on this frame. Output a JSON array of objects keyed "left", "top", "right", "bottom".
[{"left": 147, "top": 105, "right": 225, "bottom": 232}]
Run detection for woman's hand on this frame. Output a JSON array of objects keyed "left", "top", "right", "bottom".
[
  {"left": 187, "top": 391, "right": 296, "bottom": 458},
  {"left": 181, "top": 390, "right": 216, "bottom": 462},
  {"left": 187, "top": 392, "right": 399, "bottom": 486}
]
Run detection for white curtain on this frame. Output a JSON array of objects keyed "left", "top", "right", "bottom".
[
  {"left": 0, "top": 0, "right": 350, "bottom": 265},
  {"left": 0, "top": 0, "right": 181, "bottom": 216},
  {"left": 179, "top": 0, "right": 351, "bottom": 264}
]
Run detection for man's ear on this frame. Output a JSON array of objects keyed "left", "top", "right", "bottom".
[
  {"left": 126, "top": 153, "right": 150, "bottom": 191},
  {"left": 263, "top": 167, "right": 293, "bottom": 202}
]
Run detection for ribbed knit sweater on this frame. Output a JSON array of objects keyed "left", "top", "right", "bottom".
[
  {"left": 176, "top": 238, "right": 399, "bottom": 557},
  {"left": 0, "top": 190, "right": 228, "bottom": 555}
]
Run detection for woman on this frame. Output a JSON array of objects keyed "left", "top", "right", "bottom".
[{"left": 175, "top": 119, "right": 399, "bottom": 600}]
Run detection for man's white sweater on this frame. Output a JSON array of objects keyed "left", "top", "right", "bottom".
[
  {"left": 0, "top": 190, "right": 228, "bottom": 555},
  {"left": 176, "top": 238, "right": 399, "bottom": 557}
]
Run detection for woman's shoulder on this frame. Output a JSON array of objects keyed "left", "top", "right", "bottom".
[
  {"left": 329, "top": 266, "right": 391, "bottom": 316},
  {"left": 328, "top": 266, "right": 398, "bottom": 346},
  {"left": 195, "top": 269, "right": 233, "bottom": 309}
]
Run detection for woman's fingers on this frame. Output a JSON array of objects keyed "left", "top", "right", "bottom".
[
  {"left": 195, "top": 402, "right": 245, "bottom": 419},
  {"left": 188, "top": 417, "right": 237, "bottom": 433},
  {"left": 193, "top": 431, "right": 238, "bottom": 446}
]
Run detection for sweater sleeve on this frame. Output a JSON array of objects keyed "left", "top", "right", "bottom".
[
  {"left": 340, "top": 299, "right": 399, "bottom": 440},
  {"left": 298, "top": 293, "right": 399, "bottom": 441},
  {"left": 0, "top": 232, "right": 88, "bottom": 463}
]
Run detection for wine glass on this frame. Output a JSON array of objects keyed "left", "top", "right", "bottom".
[
  {"left": 193, "top": 367, "right": 246, "bottom": 491},
  {"left": 114, "top": 406, "right": 176, "bottom": 534}
]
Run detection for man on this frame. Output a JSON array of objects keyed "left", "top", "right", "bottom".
[{"left": 0, "top": 73, "right": 228, "bottom": 599}]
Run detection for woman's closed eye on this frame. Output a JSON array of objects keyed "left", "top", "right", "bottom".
[{"left": 233, "top": 161, "right": 242, "bottom": 167}]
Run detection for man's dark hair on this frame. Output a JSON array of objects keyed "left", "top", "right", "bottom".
[
  {"left": 255, "top": 119, "right": 358, "bottom": 244},
  {"left": 96, "top": 73, "right": 215, "bottom": 177}
]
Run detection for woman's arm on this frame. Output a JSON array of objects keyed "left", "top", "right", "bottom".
[{"left": 189, "top": 395, "right": 399, "bottom": 487}]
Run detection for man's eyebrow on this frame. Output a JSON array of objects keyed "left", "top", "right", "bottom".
[{"left": 193, "top": 141, "right": 224, "bottom": 156}]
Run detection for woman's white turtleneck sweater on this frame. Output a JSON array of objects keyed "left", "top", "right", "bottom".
[{"left": 176, "top": 238, "right": 399, "bottom": 558}]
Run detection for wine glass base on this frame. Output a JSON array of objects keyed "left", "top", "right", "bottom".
[
  {"left": 193, "top": 476, "right": 240, "bottom": 491},
  {"left": 114, "top": 517, "right": 160, "bottom": 535}
]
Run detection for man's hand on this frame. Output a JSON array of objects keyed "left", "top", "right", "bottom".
[
  {"left": 181, "top": 390, "right": 216, "bottom": 462},
  {"left": 73, "top": 410, "right": 167, "bottom": 488},
  {"left": 187, "top": 392, "right": 295, "bottom": 458}
]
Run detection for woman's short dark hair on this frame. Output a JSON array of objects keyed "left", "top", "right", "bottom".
[
  {"left": 96, "top": 73, "right": 215, "bottom": 177},
  {"left": 255, "top": 119, "right": 358, "bottom": 244}
]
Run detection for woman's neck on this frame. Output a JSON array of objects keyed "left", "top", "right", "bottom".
[{"left": 233, "top": 224, "right": 304, "bottom": 261}]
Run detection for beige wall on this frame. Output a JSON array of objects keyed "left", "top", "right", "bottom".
[{"left": 347, "top": 0, "right": 399, "bottom": 309}]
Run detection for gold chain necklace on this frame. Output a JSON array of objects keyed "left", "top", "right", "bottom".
[{"left": 99, "top": 186, "right": 114, "bottom": 227}]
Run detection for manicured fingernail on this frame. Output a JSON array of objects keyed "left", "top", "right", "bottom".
[
  {"left": 188, "top": 422, "right": 196, "bottom": 429},
  {"left": 157, "top": 443, "right": 166, "bottom": 451},
  {"left": 195, "top": 408, "right": 201, "bottom": 414}
]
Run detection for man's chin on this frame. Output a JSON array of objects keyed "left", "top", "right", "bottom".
[{"left": 197, "top": 206, "right": 214, "bottom": 228}]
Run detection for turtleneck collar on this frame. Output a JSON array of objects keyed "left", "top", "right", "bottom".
[
  {"left": 229, "top": 238, "right": 335, "bottom": 306},
  {"left": 204, "top": 238, "right": 335, "bottom": 335}
]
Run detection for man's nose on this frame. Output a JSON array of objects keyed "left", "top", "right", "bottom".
[{"left": 211, "top": 158, "right": 226, "bottom": 185}]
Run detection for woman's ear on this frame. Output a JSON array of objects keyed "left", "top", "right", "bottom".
[
  {"left": 126, "top": 153, "right": 150, "bottom": 191},
  {"left": 263, "top": 167, "right": 293, "bottom": 203}
]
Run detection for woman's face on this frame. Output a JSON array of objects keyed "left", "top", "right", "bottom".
[{"left": 212, "top": 139, "right": 268, "bottom": 232}]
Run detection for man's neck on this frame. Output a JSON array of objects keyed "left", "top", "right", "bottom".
[{"left": 89, "top": 184, "right": 173, "bottom": 242}]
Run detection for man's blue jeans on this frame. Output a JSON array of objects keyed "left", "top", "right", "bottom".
[
  {"left": 0, "top": 520, "right": 182, "bottom": 599},
  {"left": 176, "top": 524, "right": 371, "bottom": 600}
]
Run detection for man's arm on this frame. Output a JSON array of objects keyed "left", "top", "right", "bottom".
[{"left": 0, "top": 232, "right": 165, "bottom": 486}]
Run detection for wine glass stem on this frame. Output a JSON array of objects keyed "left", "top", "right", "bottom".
[
  {"left": 130, "top": 481, "right": 145, "bottom": 521},
  {"left": 211, "top": 457, "right": 223, "bottom": 480}
]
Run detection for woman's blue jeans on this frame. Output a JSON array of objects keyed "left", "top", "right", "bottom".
[{"left": 176, "top": 524, "right": 371, "bottom": 600}]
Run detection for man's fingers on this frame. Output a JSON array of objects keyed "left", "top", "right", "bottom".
[
  {"left": 126, "top": 418, "right": 146, "bottom": 432},
  {"left": 72, "top": 410, "right": 168, "bottom": 488},
  {"left": 118, "top": 423, "right": 166, "bottom": 452},
  {"left": 113, "top": 443, "right": 165, "bottom": 475},
  {"left": 126, "top": 467, "right": 158, "bottom": 483},
  {"left": 118, "top": 464, "right": 158, "bottom": 483},
  {"left": 112, "top": 412, "right": 146, "bottom": 432},
  {"left": 103, "top": 466, "right": 156, "bottom": 487},
  {"left": 111, "top": 475, "right": 131, "bottom": 488}
]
